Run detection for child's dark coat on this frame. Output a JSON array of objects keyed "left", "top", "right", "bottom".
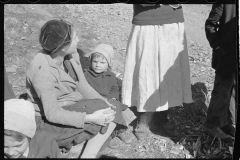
[{"left": 84, "top": 68, "right": 120, "bottom": 100}]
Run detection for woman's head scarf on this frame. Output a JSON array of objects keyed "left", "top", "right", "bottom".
[{"left": 39, "top": 19, "right": 72, "bottom": 54}]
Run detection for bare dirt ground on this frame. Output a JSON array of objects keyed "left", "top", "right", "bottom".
[{"left": 4, "top": 4, "right": 235, "bottom": 159}]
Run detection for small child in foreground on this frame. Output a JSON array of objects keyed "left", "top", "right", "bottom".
[
  {"left": 4, "top": 99, "right": 63, "bottom": 158},
  {"left": 84, "top": 44, "right": 136, "bottom": 148}
]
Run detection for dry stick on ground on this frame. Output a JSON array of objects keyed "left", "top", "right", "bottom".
[
  {"left": 208, "top": 136, "right": 216, "bottom": 151},
  {"left": 193, "top": 137, "right": 201, "bottom": 158},
  {"left": 218, "top": 138, "right": 222, "bottom": 149}
]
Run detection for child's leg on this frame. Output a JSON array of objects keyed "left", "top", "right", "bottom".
[{"left": 81, "top": 122, "right": 116, "bottom": 158}]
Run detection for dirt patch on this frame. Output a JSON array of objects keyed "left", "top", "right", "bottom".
[{"left": 183, "top": 4, "right": 212, "bottom": 47}]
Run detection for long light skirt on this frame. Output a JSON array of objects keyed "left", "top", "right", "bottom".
[{"left": 122, "top": 23, "right": 193, "bottom": 112}]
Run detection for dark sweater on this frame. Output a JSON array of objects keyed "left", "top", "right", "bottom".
[{"left": 132, "top": 4, "right": 184, "bottom": 25}]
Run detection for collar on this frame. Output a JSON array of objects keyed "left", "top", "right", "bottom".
[
  {"left": 43, "top": 50, "right": 60, "bottom": 69},
  {"left": 86, "top": 67, "right": 112, "bottom": 77},
  {"left": 41, "top": 50, "right": 77, "bottom": 84}
]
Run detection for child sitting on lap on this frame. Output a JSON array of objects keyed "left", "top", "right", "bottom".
[
  {"left": 84, "top": 44, "right": 136, "bottom": 149},
  {"left": 4, "top": 99, "right": 63, "bottom": 158}
]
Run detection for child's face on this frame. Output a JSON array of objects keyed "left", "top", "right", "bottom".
[
  {"left": 91, "top": 54, "right": 109, "bottom": 73},
  {"left": 4, "top": 136, "right": 29, "bottom": 158}
]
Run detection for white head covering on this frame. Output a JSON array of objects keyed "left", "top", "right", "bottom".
[{"left": 4, "top": 99, "right": 36, "bottom": 138}]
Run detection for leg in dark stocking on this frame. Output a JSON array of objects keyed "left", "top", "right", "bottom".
[
  {"left": 133, "top": 112, "right": 154, "bottom": 141},
  {"left": 154, "top": 110, "right": 179, "bottom": 137}
]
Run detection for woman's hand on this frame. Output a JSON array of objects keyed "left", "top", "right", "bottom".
[
  {"left": 85, "top": 108, "right": 116, "bottom": 126},
  {"left": 103, "top": 107, "right": 116, "bottom": 114}
]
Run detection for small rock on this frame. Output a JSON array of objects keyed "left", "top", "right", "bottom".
[
  {"left": 185, "top": 153, "right": 192, "bottom": 159},
  {"left": 6, "top": 66, "right": 17, "bottom": 73},
  {"left": 229, "top": 146, "right": 233, "bottom": 155}
]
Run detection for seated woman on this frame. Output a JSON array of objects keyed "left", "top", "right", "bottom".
[{"left": 26, "top": 19, "right": 127, "bottom": 158}]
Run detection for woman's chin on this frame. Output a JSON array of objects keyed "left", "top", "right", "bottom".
[{"left": 67, "top": 49, "right": 77, "bottom": 55}]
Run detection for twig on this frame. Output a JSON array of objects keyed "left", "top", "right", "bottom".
[
  {"left": 186, "top": 138, "right": 199, "bottom": 141},
  {"left": 187, "top": 135, "right": 201, "bottom": 137},
  {"left": 208, "top": 136, "right": 216, "bottom": 151},
  {"left": 218, "top": 138, "right": 222, "bottom": 149},
  {"left": 200, "top": 88, "right": 207, "bottom": 99}
]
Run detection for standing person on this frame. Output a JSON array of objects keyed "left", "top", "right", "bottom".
[
  {"left": 204, "top": 4, "right": 236, "bottom": 140},
  {"left": 84, "top": 43, "right": 136, "bottom": 148},
  {"left": 26, "top": 19, "right": 118, "bottom": 158},
  {"left": 121, "top": 4, "right": 193, "bottom": 141},
  {"left": 4, "top": 99, "right": 63, "bottom": 158}
]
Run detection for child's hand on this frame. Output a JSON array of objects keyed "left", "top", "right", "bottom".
[
  {"left": 103, "top": 108, "right": 116, "bottom": 114},
  {"left": 105, "top": 100, "right": 116, "bottom": 109}
]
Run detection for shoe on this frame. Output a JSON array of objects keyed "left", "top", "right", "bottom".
[
  {"left": 108, "top": 138, "right": 119, "bottom": 149},
  {"left": 133, "top": 124, "right": 148, "bottom": 141},
  {"left": 118, "top": 132, "right": 132, "bottom": 144},
  {"left": 134, "top": 131, "right": 147, "bottom": 141},
  {"left": 205, "top": 126, "right": 233, "bottom": 140},
  {"left": 221, "top": 124, "right": 236, "bottom": 138},
  {"left": 117, "top": 132, "right": 133, "bottom": 144},
  {"left": 162, "top": 121, "right": 179, "bottom": 137}
]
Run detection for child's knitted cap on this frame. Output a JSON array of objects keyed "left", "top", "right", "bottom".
[
  {"left": 85, "top": 44, "right": 114, "bottom": 67},
  {"left": 4, "top": 99, "right": 36, "bottom": 138}
]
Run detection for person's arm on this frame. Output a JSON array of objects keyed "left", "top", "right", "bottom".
[
  {"left": 32, "top": 69, "right": 86, "bottom": 128},
  {"left": 108, "top": 74, "right": 120, "bottom": 100},
  {"left": 205, "top": 4, "right": 224, "bottom": 49}
]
